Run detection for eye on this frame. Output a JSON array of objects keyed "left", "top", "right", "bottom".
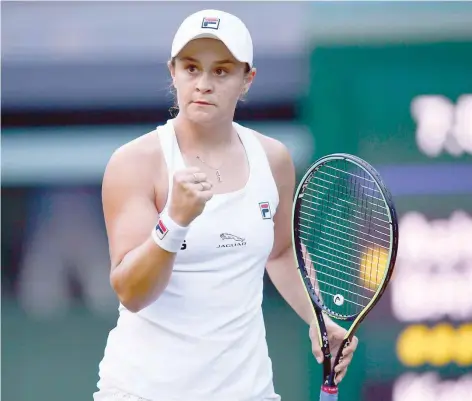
[
  {"left": 186, "top": 64, "right": 198, "bottom": 73},
  {"left": 215, "top": 68, "right": 227, "bottom": 76}
]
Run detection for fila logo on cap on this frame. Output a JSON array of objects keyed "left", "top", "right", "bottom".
[
  {"left": 259, "top": 202, "right": 272, "bottom": 220},
  {"left": 155, "top": 219, "right": 168, "bottom": 240},
  {"left": 201, "top": 17, "right": 220, "bottom": 30}
]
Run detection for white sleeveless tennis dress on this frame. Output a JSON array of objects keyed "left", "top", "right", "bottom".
[{"left": 94, "top": 119, "right": 281, "bottom": 401}]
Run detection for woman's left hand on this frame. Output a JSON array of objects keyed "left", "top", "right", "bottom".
[{"left": 309, "top": 320, "right": 359, "bottom": 385}]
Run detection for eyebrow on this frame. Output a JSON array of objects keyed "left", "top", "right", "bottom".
[
  {"left": 214, "top": 59, "right": 237, "bottom": 65},
  {"left": 178, "top": 57, "right": 236, "bottom": 65},
  {"left": 178, "top": 56, "right": 199, "bottom": 63}
]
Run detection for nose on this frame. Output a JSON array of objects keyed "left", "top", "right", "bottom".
[{"left": 196, "top": 72, "right": 213, "bottom": 94}]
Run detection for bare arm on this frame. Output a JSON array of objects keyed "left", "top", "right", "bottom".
[{"left": 102, "top": 144, "right": 177, "bottom": 312}]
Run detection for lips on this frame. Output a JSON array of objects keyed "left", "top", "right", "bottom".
[{"left": 193, "top": 100, "right": 214, "bottom": 106}]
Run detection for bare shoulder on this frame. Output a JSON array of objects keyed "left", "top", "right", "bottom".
[
  {"left": 101, "top": 129, "right": 170, "bottom": 217},
  {"left": 102, "top": 130, "right": 164, "bottom": 193},
  {"left": 251, "top": 130, "right": 295, "bottom": 187},
  {"left": 253, "top": 131, "right": 291, "bottom": 163},
  {"left": 105, "top": 131, "right": 160, "bottom": 175}
]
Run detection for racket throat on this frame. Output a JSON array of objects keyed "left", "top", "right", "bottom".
[
  {"left": 316, "top": 310, "right": 334, "bottom": 384},
  {"left": 322, "top": 359, "right": 333, "bottom": 386}
]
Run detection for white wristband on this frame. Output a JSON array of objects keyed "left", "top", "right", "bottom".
[{"left": 151, "top": 210, "right": 189, "bottom": 253}]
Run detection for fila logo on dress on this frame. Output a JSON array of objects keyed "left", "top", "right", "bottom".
[{"left": 259, "top": 202, "right": 272, "bottom": 220}]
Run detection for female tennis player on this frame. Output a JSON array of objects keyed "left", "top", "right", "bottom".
[{"left": 94, "top": 9, "right": 358, "bottom": 401}]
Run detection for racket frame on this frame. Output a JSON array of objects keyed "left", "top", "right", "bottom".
[{"left": 292, "top": 153, "right": 399, "bottom": 390}]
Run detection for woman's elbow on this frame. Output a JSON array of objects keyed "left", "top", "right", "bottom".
[{"left": 110, "top": 272, "right": 147, "bottom": 313}]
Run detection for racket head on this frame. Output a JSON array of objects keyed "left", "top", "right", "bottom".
[{"left": 292, "top": 153, "right": 399, "bottom": 322}]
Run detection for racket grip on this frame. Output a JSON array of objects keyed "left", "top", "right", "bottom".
[{"left": 319, "top": 386, "right": 338, "bottom": 401}]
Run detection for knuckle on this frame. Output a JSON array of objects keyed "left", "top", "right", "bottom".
[
  {"left": 174, "top": 173, "right": 186, "bottom": 184},
  {"left": 181, "top": 181, "right": 191, "bottom": 191}
]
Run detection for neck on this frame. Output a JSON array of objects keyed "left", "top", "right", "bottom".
[{"left": 173, "top": 114, "right": 235, "bottom": 153}]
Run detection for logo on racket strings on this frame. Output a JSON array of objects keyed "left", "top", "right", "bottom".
[{"left": 333, "top": 294, "right": 344, "bottom": 306}]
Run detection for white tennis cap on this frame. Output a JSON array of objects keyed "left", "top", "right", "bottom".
[{"left": 171, "top": 9, "right": 254, "bottom": 68}]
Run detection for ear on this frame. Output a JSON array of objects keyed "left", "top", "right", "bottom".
[
  {"left": 168, "top": 59, "right": 176, "bottom": 87},
  {"left": 242, "top": 67, "right": 257, "bottom": 95}
]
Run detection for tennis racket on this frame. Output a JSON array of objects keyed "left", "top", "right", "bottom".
[{"left": 292, "top": 153, "right": 399, "bottom": 401}]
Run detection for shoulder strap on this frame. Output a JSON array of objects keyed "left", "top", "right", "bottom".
[
  {"left": 156, "top": 119, "right": 186, "bottom": 210},
  {"left": 234, "top": 123, "right": 279, "bottom": 204}
]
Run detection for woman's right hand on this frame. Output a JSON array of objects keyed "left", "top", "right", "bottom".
[{"left": 168, "top": 167, "right": 214, "bottom": 227}]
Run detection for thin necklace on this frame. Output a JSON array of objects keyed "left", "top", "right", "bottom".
[
  {"left": 196, "top": 136, "right": 233, "bottom": 183},
  {"left": 196, "top": 155, "right": 225, "bottom": 183}
]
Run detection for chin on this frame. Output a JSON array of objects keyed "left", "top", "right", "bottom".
[{"left": 187, "top": 108, "right": 221, "bottom": 125}]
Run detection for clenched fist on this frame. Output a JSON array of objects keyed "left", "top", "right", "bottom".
[{"left": 168, "top": 167, "right": 213, "bottom": 227}]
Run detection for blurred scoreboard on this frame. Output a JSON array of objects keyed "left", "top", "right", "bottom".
[{"left": 303, "top": 40, "right": 472, "bottom": 401}]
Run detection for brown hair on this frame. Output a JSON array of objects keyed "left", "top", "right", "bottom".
[{"left": 168, "top": 57, "right": 252, "bottom": 117}]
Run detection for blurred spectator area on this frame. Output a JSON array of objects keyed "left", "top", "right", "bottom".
[{"left": 2, "top": 1, "right": 472, "bottom": 124}]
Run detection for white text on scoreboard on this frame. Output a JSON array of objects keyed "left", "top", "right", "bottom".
[{"left": 391, "top": 210, "right": 472, "bottom": 322}]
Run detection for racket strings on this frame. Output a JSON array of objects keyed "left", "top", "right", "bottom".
[
  {"left": 310, "top": 183, "right": 389, "bottom": 222},
  {"left": 313, "top": 171, "right": 389, "bottom": 221},
  {"left": 308, "top": 279, "right": 367, "bottom": 308},
  {"left": 304, "top": 186, "right": 390, "bottom": 227},
  {"left": 300, "top": 191, "right": 390, "bottom": 246},
  {"left": 300, "top": 223, "right": 374, "bottom": 266},
  {"left": 340, "top": 159, "right": 387, "bottom": 300},
  {"left": 308, "top": 251, "right": 378, "bottom": 290},
  {"left": 299, "top": 209, "right": 390, "bottom": 248},
  {"left": 298, "top": 159, "right": 391, "bottom": 318}
]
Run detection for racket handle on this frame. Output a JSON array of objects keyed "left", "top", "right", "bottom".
[{"left": 319, "top": 386, "right": 338, "bottom": 401}]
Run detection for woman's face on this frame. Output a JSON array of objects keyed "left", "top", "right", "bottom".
[{"left": 169, "top": 38, "right": 255, "bottom": 125}]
